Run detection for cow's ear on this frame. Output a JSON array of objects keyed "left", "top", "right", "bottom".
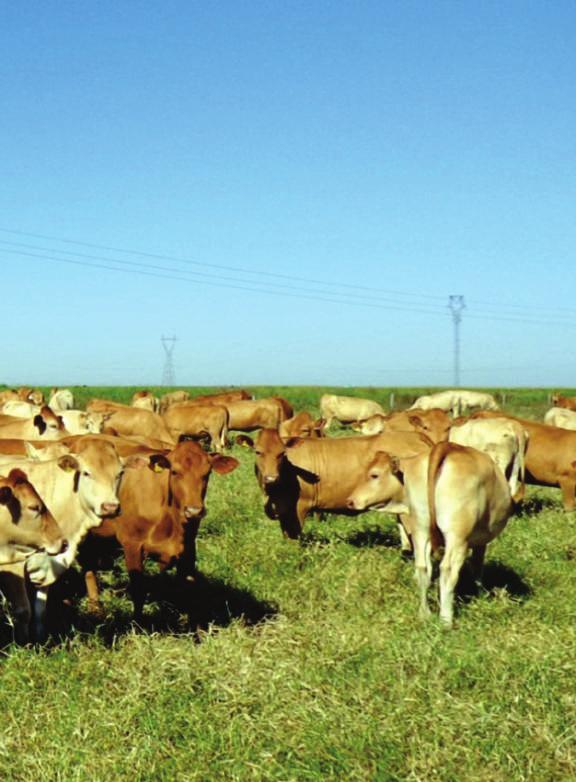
[
  {"left": 284, "top": 437, "right": 304, "bottom": 449},
  {"left": 57, "top": 416, "right": 64, "bottom": 427},
  {"left": 58, "top": 455, "right": 80, "bottom": 473},
  {"left": 149, "top": 454, "right": 171, "bottom": 472},
  {"left": 33, "top": 415, "right": 47, "bottom": 435},
  {"left": 210, "top": 455, "right": 239, "bottom": 475},
  {"left": 236, "top": 435, "right": 254, "bottom": 449},
  {"left": 8, "top": 468, "right": 28, "bottom": 485},
  {"left": 122, "top": 454, "right": 149, "bottom": 470},
  {"left": 407, "top": 415, "right": 423, "bottom": 428},
  {"left": 0, "top": 486, "right": 13, "bottom": 505},
  {"left": 390, "top": 455, "right": 402, "bottom": 475}
]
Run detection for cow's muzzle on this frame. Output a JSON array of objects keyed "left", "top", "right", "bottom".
[
  {"left": 184, "top": 506, "right": 203, "bottom": 519},
  {"left": 100, "top": 502, "right": 120, "bottom": 517}
]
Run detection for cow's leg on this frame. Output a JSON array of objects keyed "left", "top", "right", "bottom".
[
  {"left": 0, "top": 573, "right": 31, "bottom": 645},
  {"left": 177, "top": 521, "right": 200, "bottom": 583},
  {"left": 398, "top": 513, "right": 414, "bottom": 555},
  {"left": 278, "top": 503, "right": 305, "bottom": 539},
  {"left": 559, "top": 475, "right": 576, "bottom": 511},
  {"left": 439, "top": 540, "right": 468, "bottom": 627},
  {"left": 412, "top": 531, "right": 432, "bottom": 620},
  {"left": 124, "top": 543, "right": 145, "bottom": 621},
  {"left": 469, "top": 544, "right": 487, "bottom": 587}
]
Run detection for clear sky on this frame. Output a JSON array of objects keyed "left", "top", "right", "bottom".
[{"left": 2, "top": 1, "right": 575, "bottom": 388}]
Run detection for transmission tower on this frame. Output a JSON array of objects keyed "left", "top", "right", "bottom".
[
  {"left": 161, "top": 336, "right": 177, "bottom": 386},
  {"left": 448, "top": 296, "right": 466, "bottom": 387}
]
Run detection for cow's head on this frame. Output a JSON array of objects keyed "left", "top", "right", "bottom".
[
  {"left": 237, "top": 429, "right": 293, "bottom": 486},
  {"left": 0, "top": 469, "right": 66, "bottom": 555},
  {"left": 407, "top": 409, "right": 451, "bottom": 443},
  {"left": 58, "top": 437, "right": 124, "bottom": 521},
  {"left": 147, "top": 440, "right": 238, "bottom": 522},
  {"left": 33, "top": 406, "right": 67, "bottom": 438},
  {"left": 346, "top": 451, "right": 408, "bottom": 514}
]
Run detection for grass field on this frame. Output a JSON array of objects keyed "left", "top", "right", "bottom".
[{"left": 1, "top": 386, "right": 575, "bottom": 781}]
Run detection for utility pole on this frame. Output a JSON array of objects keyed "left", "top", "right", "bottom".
[
  {"left": 448, "top": 295, "right": 465, "bottom": 387},
  {"left": 161, "top": 336, "right": 177, "bottom": 386}
]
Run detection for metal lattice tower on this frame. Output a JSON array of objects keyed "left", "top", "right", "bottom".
[
  {"left": 161, "top": 336, "right": 177, "bottom": 386},
  {"left": 448, "top": 296, "right": 466, "bottom": 387}
]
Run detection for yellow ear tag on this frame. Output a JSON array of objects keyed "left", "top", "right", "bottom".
[{"left": 153, "top": 462, "right": 165, "bottom": 473}]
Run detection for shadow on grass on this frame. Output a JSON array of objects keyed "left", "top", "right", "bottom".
[
  {"left": 457, "top": 559, "right": 532, "bottom": 603},
  {"left": 38, "top": 568, "right": 278, "bottom": 648},
  {"left": 300, "top": 522, "right": 400, "bottom": 549},
  {"left": 518, "top": 493, "right": 562, "bottom": 515}
]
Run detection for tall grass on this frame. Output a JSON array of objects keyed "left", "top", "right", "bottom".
[{"left": 0, "top": 386, "right": 575, "bottom": 781}]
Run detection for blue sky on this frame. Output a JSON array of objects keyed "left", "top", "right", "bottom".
[{"left": 2, "top": 1, "right": 575, "bottom": 387}]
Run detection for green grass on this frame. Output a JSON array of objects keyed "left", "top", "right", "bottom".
[{"left": 0, "top": 386, "right": 575, "bottom": 781}]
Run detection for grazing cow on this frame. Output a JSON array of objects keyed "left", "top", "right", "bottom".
[
  {"left": 544, "top": 407, "right": 576, "bottom": 430},
  {"left": 80, "top": 441, "right": 239, "bottom": 619},
  {"left": 0, "top": 437, "right": 126, "bottom": 641},
  {"left": 320, "top": 394, "right": 384, "bottom": 429},
  {"left": 239, "top": 429, "right": 432, "bottom": 539},
  {"left": 48, "top": 388, "right": 74, "bottom": 412},
  {"left": 163, "top": 404, "right": 229, "bottom": 452},
  {"left": 97, "top": 407, "right": 175, "bottom": 445},
  {"left": 346, "top": 442, "right": 513, "bottom": 626},
  {"left": 551, "top": 394, "right": 576, "bottom": 412},
  {"left": 132, "top": 390, "right": 160, "bottom": 413},
  {"left": 0, "top": 406, "right": 68, "bottom": 440},
  {"left": 472, "top": 411, "right": 576, "bottom": 510},
  {"left": 278, "top": 411, "right": 326, "bottom": 441},
  {"left": 449, "top": 417, "right": 529, "bottom": 501},
  {"left": 159, "top": 390, "right": 190, "bottom": 414},
  {"left": 410, "top": 390, "right": 499, "bottom": 418},
  {"left": 190, "top": 390, "right": 253, "bottom": 404},
  {"left": 223, "top": 399, "right": 290, "bottom": 432},
  {"left": 353, "top": 408, "right": 451, "bottom": 443}
]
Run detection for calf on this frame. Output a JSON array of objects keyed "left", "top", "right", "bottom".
[{"left": 80, "top": 441, "right": 238, "bottom": 619}]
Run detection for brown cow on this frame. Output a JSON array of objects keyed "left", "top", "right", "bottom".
[
  {"left": 190, "top": 390, "right": 252, "bottom": 404},
  {"left": 239, "top": 428, "right": 432, "bottom": 539},
  {"left": 163, "top": 404, "right": 229, "bottom": 452},
  {"left": 97, "top": 407, "right": 175, "bottom": 445},
  {"left": 278, "top": 411, "right": 326, "bottom": 441},
  {"left": 353, "top": 408, "right": 451, "bottom": 443},
  {"left": 80, "top": 441, "right": 239, "bottom": 619},
  {"left": 159, "top": 390, "right": 190, "bottom": 414},
  {"left": 0, "top": 388, "right": 45, "bottom": 406},
  {"left": 224, "top": 399, "right": 290, "bottom": 432},
  {"left": 131, "top": 390, "right": 160, "bottom": 413}
]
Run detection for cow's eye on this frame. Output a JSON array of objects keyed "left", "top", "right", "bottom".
[
  {"left": 83, "top": 471, "right": 91, "bottom": 478},
  {"left": 370, "top": 473, "right": 379, "bottom": 480},
  {"left": 255, "top": 450, "right": 263, "bottom": 457}
]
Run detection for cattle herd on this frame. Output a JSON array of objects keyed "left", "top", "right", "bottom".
[{"left": 0, "top": 384, "right": 574, "bottom": 642}]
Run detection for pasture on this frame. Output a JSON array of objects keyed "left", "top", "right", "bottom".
[{"left": 0, "top": 386, "right": 575, "bottom": 781}]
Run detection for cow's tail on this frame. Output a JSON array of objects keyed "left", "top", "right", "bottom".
[{"left": 427, "top": 441, "right": 454, "bottom": 553}]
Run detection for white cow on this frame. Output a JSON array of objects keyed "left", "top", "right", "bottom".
[
  {"left": 320, "top": 394, "right": 385, "bottom": 429},
  {"left": 544, "top": 407, "right": 576, "bottom": 431},
  {"left": 410, "top": 390, "right": 499, "bottom": 418},
  {"left": 48, "top": 388, "right": 75, "bottom": 412},
  {"left": 449, "top": 417, "right": 528, "bottom": 501}
]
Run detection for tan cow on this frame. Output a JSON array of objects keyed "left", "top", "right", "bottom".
[
  {"left": 449, "top": 417, "right": 529, "bottom": 501},
  {"left": 0, "top": 406, "right": 68, "bottom": 440},
  {"left": 98, "top": 407, "right": 175, "bottom": 445},
  {"left": 239, "top": 429, "right": 432, "bottom": 539},
  {"left": 278, "top": 411, "right": 326, "bottom": 441},
  {"left": 410, "top": 390, "right": 499, "bottom": 417},
  {"left": 163, "top": 404, "right": 229, "bottom": 452},
  {"left": 222, "top": 399, "right": 289, "bottom": 432},
  {"left": 159, "top": 390, "right": 190, "bottom": 414},
  {"left": 132, "top": 390, "right": 160, "bottom": 413},
  {"left": 551, "top": 394, "right": 576, "bottom": 412},
  {"left": 353, "top": 408, "right": 451, "bottom": 443},
  {"left": 347, "top": 442, "right": 513, "bottom": 626},
  {"left": 320, "top": 394, "right": 384, "bottom": 429},
  {"left": 544, "top": 407, "right": 576, "bottom": 430},
  {"left": 0, "top": 388, "right": 45, "bottom": 406}
]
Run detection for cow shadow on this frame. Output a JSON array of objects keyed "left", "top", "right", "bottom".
[
  {"left": 300, "top": 519, "right": 400, "bottom": 549},
  {"left": 457, "top": 560, "right": 532, "bottom": 603},
  {"left": 33, "top": 568, "right": 278, "bottom": 649}
]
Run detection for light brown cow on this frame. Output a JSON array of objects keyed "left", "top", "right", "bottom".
[
  {"left": 98, "top": 407, "right": 175, "bottom": 445},
  {"left": 320, "top": 394, "right": 384, "bottom": 429},
  {"left": 190, "top": 390, "right": 252, "bottom": 404},
  {"left": 224, "top": 399, "right": 290, "bottom": 432},
  {"left": 0, "top": 388, "right": 45, "bottom": 406},
  {"left": 239, "top": 429, "right": 432, "bottom": 539},
  {"left": 80, "top": 441, "right": 239, "bottom": 619},
  {"left": 278, "top": 411, "right": 326, "bottom": 441},
  {"left": 544, "top": 407, "right": 576, "bottom": 430},
  {"left": 163, "top": 404, "right": 229, "bottom": 452},
  {"left": 449, "top": 417, "right": 529, "bottom": 501},
  {"left": 159, "top": 390, "right": 190, "bottom": 414},
  {"left": 347, "top": 442, "right": 513, "bottom": 626},
  {"left": 0, "top": 437, "right": 126, "bottom": 641},
  {"left": 353, "top": 408, "right": 451, "bottom": 443}
]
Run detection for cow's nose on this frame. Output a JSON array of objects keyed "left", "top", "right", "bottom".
[
  {"left": 346, "top": 498, "right": 356, "bottom": 510},
  {"left": 184, "top": 506, "right": 203, "bottom": 519},
  {"left": 263, "top": 475, "right": 277, "bottom": 484},
  {"left": 101, "top": 502, "right": 120, "bottom": 516}
]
